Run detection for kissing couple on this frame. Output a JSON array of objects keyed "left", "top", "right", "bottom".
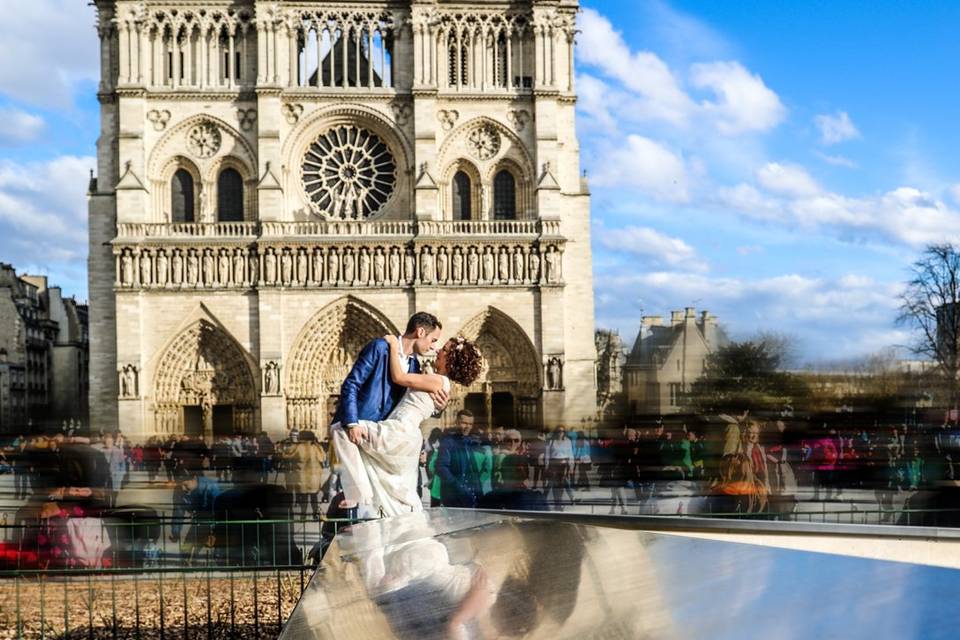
[{"left": 330, "top": 312, "right": 483, "bottom": 519}]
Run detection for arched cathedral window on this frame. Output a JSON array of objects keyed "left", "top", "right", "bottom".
[
  {"left": 217, "top": 168, "right": 244, "bottom": 222},
  {"left": 493, "top": 170, "right": 516, "bottom": 220},
  {"left": 171, "top": 169, "right": 195, "bottom": 223},
  {"left": 448, "top": 43, "right": 468, "bottom": 87},
  {"left": 453, "top": 171, "right": 472, "bottom": 221},
  {"left": 496, "top": 33, "right": 508, "bottom": 88}
]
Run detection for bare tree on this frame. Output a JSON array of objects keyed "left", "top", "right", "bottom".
[{"left": 898, "top": 243, "right": 960, "bottom": 403}]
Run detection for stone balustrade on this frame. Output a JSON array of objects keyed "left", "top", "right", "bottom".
[
  {"left": 116, "top": 219, "right": 554, "bottom": 239},
  {"left": 260, "top": 220, "right": 415, "bottom": 237},
  {"left": 117, "top": 222, "right": 260, "bottom": 239}
]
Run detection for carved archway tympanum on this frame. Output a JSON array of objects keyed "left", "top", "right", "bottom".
[
  {"left": 286, "top": 297, "right": 398, "bottom": 432},
  {"left": 457, "top": 307, "right": 541, "bottom": 428},
  {"left": 153, "top": 320, "right": 257, "bottom": 437}
]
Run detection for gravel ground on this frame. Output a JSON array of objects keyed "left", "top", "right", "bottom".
[{"left": 0, "top": 570, "right": 309, "bottom": 639}]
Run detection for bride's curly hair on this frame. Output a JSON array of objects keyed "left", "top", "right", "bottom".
[{"left": 442, "top": 336, "right": 484, "bottom": 387}]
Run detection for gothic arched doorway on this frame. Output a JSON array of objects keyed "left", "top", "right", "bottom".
[
  {"left": 285, "top": 297, "right": 398, "bottom": 432},
  {"left": 459, "top": 308, "right": 541, "bottom": 430},
  {"left": 153, "top": 320, "right": 258, "bottom": 440}
]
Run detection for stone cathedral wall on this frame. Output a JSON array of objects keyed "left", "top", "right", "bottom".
[{"left": 90, "top": 0, "right": 595, "bottom": 440}]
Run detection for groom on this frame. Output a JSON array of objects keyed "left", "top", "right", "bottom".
[{"left": 331, "top": 311, "right": 448, "bottom": 513}]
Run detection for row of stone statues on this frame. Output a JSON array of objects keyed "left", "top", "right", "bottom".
[{"left": 117, "top": 243, "right": 564, "bottom": 288}]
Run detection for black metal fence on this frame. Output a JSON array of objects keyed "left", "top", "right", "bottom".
[
  {"left": 3, "top": 505, "right": 960, "bottom": 639},
  {"left": 0, "top": 515, "right": 358, "bottom": 640}
]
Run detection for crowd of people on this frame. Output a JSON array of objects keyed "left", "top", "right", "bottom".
[
  {"left": 416, "top": 409, "right": 960, "bottom": 519},
  {"left": 4, "top": 408, "right": 960, "bottom": 570}
]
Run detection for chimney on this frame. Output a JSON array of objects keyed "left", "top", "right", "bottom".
[
  {"left": 671, "top": 311, "right": 683, "bottom": 326},
  {"left": 642, "top": 315, "right": 663, "bottom": 328}
]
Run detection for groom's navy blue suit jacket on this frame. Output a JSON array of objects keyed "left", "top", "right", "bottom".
[{"left": 333, "top": 338, "right": 420, "bottom": 427}]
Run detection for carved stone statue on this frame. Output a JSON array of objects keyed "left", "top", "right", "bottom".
[
  {"left": 203, "top": 250, "right": 215, "bottom": 286},
  {"left": 328, "top": 248, "right": 340, "bottom": 285},
  {"left": 297, "top": 250, "right": 308, "bottom": 285},
  {"left": 482, "top": 246, "right": 495, "bottom": 283},
  {"left": 265, "top": 249, "right": 277, "bottom": 284},
  {"left": 264, "top": 361, "right": 280, "bottom": 395},
  {"left": 156, "top": 250, "right": 168, "bottom": 286},
  {"left": 420, "top": 247, "right": 434, "bottom": 284},
  {"left": 248, "top": 252, "right": 259, "bottom": 285},
  {"left": 342, "top": 248, "right": 355, "bottom": 285},
  {"left": 121, "top": 251, "right": 134, "bottom": 286},
  {"left": 281, "top": 250, "right": 293, "bottom": 285},
  {"left": 389, "top": 247, "right": 401, "bottom": 284},
  {"left": 374, "top": 248, "right": 386, "bottom": 284},
  {"left": 358, "top": 248, "right": 371, "bottom": 285},
  {"left": 436, "top": 247, "right": 448, "bottom": 283},
  {"left": 467, "top": 247, "right": 479, "bottom": 283},
  {"left": 545, "top": 246, "right": 561, "bottom": 284},
  {"left": 120, "top": 365, "right": 138, "bottom": 398},
  {"left": 528, "top": 250, "right": 541, "bottom": 282},
  {"left": 218, "top": 250, "right": 231, "bottom": 286},
  {"left": 233, "top": 249, "right": 245, "bottom": 285},
  {"left": 547, "top": 357, "right": 562, "bottom": 390},
  {"left": 312, "top": 249, "right": 324, "bottom": 285},
  {"left": 498, "top": 247, "right": 510, "bottom": 282},
  {"left": 452, "top": 247, "right": 464, "bottom": 283},
  {"left": 404, "top": 247, "right": 416, "bottom": 284},
  {"left": 187, "top": 251, "right": 199, "bottom": 285},
  {"left": 172, "top": 250, "right": 183, "bottom": 285},
  {"left": 513, "top": 247, "right": 525, "bottom": 283},
  {"left": 139, "top": 251, "right": 152, "bottom": 286}
]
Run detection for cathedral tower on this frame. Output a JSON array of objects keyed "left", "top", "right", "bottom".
[{"left": 89, "top": 0, "right": 595, "bottom": 440}]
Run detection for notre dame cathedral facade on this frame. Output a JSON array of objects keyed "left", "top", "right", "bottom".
[{"left": 88, "top": 0, "right": 595, "bottom": 441}]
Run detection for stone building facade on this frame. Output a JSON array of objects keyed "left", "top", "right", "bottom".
[
  {"left": 0, "top": 265, "right": 89, "bottom": 433},
  {"left": 594, "top": 329, "right": 626, "bottom": 422},
  {"left": 89, "top": 0, "right": 596, "bottom": 441},
  {"left": 624, "top": 309, "right": 726, "bottom": 417}
]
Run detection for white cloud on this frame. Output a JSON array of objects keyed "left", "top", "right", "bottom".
[
  {"left": 595, "top": 268, "right": 905, "bottom": 360},
  {"left": 0, "top": 155, "right": 93, "bottom": 274},
  {"left": 589, "top": 135, "right": 690, "bottom": 202},
  {"left": 949, "top": 184, "right": 960, "bottom": 206},
  {"left": 598, "top": 226, "right": 706, "bottom": 271},
  {"left": 815, "top": 151, "right": 858, "bottom": 168},
  {"left": 721, "top": 171, "right": 960, "bottom": 248},
  {"left": 755, "top": 162, "right": 821, "bottom": 197},
  {"left": 690, "top": 61, "right": 786, "bottom": 135},
  {"left": 578, "top": 8, "right": 694, "bottom": 126},
  {"left": 0, "top": 107, "right": 44, "bottom": 145},
  {"left": 815, "top": 111, "right": 860, "bottom": 145},
  {"left": 0, "top": 1, "right": 99, "bottom": 108}
]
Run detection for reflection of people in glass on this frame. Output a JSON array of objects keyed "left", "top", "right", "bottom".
[{"left": 384, "top": 545, "right": 492, "bottom": 638}]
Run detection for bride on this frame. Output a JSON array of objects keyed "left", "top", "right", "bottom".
[{"left": 332, "top": 334, "right": 483, "bottom": 518}]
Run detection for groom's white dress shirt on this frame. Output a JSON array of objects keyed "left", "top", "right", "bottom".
[{"left": 397, "top": 335, "right": 414, "bottom": 372}]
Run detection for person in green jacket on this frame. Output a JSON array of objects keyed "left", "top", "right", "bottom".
[
  {"left": 425, "top": 427, "right": 444, "bottom": 507},
  {"left": 472, "top": 427, "right": 494, "bottom": 497}
]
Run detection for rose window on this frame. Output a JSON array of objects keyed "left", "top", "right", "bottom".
[
  {"left": 186, "top": 123, "right": 221, "bottom": 159},
  {"left": 301, "top": 125, "right": 397, "bottom": 220},
  {"left": 468, "top": 124, "right": 501, "bottom": 160}
]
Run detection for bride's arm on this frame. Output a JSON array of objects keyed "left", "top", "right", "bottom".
[{"left": 384, "top": 335, "right": 445, "bottom": 393}]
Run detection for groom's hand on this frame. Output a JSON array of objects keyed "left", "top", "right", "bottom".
[{"left": 430, "top": 388, "right": 449, "bottom": 414}]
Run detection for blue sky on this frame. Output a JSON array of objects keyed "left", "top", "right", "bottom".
[{"left": 1, "top": 1, "right": 958, "bottom": 363}]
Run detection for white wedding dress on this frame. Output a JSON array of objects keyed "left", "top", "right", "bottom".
[{"left": 332, "top": 376, "right": 450, "bottom": 517}]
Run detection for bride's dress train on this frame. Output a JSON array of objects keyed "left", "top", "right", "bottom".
[{"left": 331, "top": 376, "right": 450, "bottom": 517}]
